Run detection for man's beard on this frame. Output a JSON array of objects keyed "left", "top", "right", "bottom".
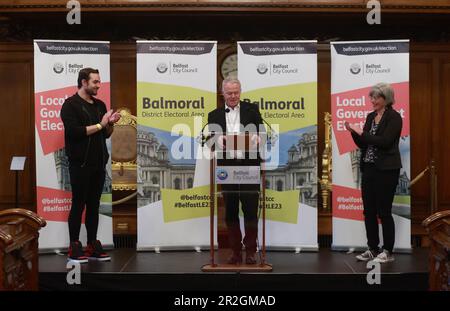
[{"left": 86, "top": 88, "right": 98, "bottom": 96}]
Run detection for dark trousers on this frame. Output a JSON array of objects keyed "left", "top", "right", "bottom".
[
  {"left": 361, "top": 164, "right": 399, "bottom": 253},
  {"left": 222, "top": 184, "right": 259, "bottom": 254},
  {"left": 68, "top": 166, "right": 105, "bottom": 243}
]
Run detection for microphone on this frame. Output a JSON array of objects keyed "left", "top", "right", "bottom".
[
  {"left": 261, "top": 118, "right": 278, "bottom": 145},
  {"left": 197, "top": 121, "right": 211, "bottom": 147},
  {"left": 225, "top": 108, "right": 230, "bottom": 113}
]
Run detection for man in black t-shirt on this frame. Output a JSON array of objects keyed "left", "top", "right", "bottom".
[{"left": 61, "top": 68, "right": 120, "bottom": 263}]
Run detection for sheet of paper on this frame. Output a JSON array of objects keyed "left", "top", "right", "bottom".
[{"left": 10, "top": 156, "right": 26, "bottom": 171}]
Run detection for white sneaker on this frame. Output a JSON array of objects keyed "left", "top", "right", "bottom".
[
  {"left": 373, "top": 250, "right": 395, "bottom": 263},
  {"left": 356, "top": 249, "right": 376, "bottom": 261}
]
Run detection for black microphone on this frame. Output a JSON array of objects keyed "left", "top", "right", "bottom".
[
  {"left": 225, "top": 108, "right": 230, "bottom": 113},
  {"left": 199, "top": 122, "right": 211, "bottom": 147}
]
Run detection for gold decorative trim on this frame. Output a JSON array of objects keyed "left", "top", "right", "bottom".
[
  {"left": 1, "top": 3, "right": 450, "bottom": 12},
  {"left": 115, "top": 108, "right": 137, "bottom": 127},
  {"left": 319, "top": 112, "right": 332, "bottom": 212},
  {"left": 112, "top": 191, "right": 137, "bottom": 205},
  {"left": 112, "top": 162, "right": 137, "bottom": 168},
  {"left": 112, "top": 184, "right": 137, "bottom": 191}
]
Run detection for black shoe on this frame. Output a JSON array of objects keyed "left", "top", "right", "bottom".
[
  {"left": 68, "top": 241, "right": 88, "bottom": 263},
  {"left": 85, "top": 240, "right": 111, "bottom": 261},
  {"left": 227, "top": 252, "right": 242, "bottom": 265},
  {"left": 245, "top": 252, "right": 257, "bottom": 264}
]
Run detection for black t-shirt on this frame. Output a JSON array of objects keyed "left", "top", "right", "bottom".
[{"left": 78, "top": 95, "right": 105, "bottom": 168}]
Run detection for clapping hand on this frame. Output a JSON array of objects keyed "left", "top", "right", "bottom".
[
  {"left": 100, "top": 110, "right": 113, "bottom": 127},
  {"left": 344, "top": 121, "right": 363, "bottom": 136},
  {"left": 108, "top": 110, "right": 121, "bottom": 125}
]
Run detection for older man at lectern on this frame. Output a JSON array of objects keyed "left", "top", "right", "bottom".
[{"left": 207, "top": 77, "right": 264, "bottom": 265}]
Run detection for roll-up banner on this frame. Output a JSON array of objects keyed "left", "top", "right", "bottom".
[
  {"left": 331, "top": 40, "right": 411, "bottom": 252},
  {"left": 238, "top": 41, "right": 318, "bottom": 250},
  {"left": 34, "top": 40, "right": 113, "bottom": 251},
  {"left": 136, "top": 41, "right": 217, "bottom": 250}
]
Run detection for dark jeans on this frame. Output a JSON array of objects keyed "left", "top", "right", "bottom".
[
  {"left": 361, "top": 163, "right": 400, "bottom": 253},
  {"left": 222, "top": 184, "right": 259, "bottom": 254},
  {"left": 68, "top": 166, "right": 105, "bottom": 243}
]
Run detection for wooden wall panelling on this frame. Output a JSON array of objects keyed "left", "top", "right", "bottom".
[
  {"left": 110, "top": 43, "right": 136, "bottom": 115},
  {"left": 411, "top": 45, "right": 450, "bottom": 214},
  {"left": 0, "top": 41, "right": 449, "bottom": 237},
  {"left": 380, "top": 0, "right": 450, "bottom": 6},
  {"left": 0, "top": 44, "right": 34, "bottom": 212},
  {"left": 439, "top": 56, "right": 450, "bottom": 211},
  {"left": 409, "top": 51, "right": 434, "bottom": 227}
]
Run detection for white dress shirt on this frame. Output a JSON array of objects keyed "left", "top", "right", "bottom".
[
  {"left": 225, "top": 103, "right": 240, "bottom": 134},
  {"left": 225, "top": 103, "right": 244, "bottom": 159}
]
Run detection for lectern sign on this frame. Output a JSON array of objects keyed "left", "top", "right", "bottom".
[{"left": 215, "top": 166, "right": 260, "bottom": 184}]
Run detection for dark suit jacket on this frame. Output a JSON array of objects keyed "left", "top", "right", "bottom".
[
  {"left": 351, "top": 107, "right": 403, "bottom": 171},
  {"left": 207, "top": 100, "right": 263, "bottom": 134}
]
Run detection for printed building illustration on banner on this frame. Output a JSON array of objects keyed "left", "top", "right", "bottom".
[
  {"left": 238, "top": 41, "right": 318, "bottom": 250},
  {"left": 54, "top": 149, "right": 112, "bottom": 194},
  {"left": 330, "top": 40, "right": 411, "bottom": 251},
  {"left": 136, "top": 41, "right": 217, "bottom": 250},
  {"left": 265, "top": 130, "right": 317, "bottom": 207},
  {"left": 137, "top": 130, "right": 194, "bottom": 207},
  {"left": 34, "top": 40, "right": 113, "bottom": 251}
]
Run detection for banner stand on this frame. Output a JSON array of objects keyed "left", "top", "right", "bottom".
[
  {"left": 34, "top": 40, "right": 113, "bottom": 252},
  {"left": 330, "top": 40, "right": 411, "bottom": 253}
]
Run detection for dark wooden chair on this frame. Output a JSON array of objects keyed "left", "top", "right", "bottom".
[
  {"left": 0, "top": 209, "right": 46, "bottom": 290},
  {"left": 111, "top": 108, "right": 137, "bottom": 192},
  {"left": 422, "top": 210, "right": 450, "bottom": 291},
  {"left": 111, "top": 108, "right": 138, "bottom": 238}
]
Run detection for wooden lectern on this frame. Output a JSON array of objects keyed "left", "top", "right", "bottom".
[
  {"left": 202, "top": 133, "right": 272, "bottom": 272},
  {"left": 0, "top": 209, "right": 46, "bottom": 290}
]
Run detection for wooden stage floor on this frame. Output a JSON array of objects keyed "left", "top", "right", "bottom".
[{"left": 39, "top": 248, "right": 429, "bottom": 291}]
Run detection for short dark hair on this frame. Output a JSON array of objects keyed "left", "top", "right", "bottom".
[{"left": 77, "top": 68, "right": 99, "bottom": 89}]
